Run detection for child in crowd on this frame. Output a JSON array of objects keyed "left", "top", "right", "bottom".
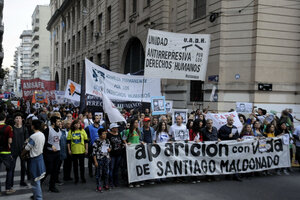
[{"left": 93, "top": 128, "right": 111, "bottom": 192}]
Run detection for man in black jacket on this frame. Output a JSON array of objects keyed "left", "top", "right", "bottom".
[
  {"left": 202, "top": 119, "right": 219, "bottom": 142},
  {"left": 218, "top": 116, "right": 242, "bottom": 182},
  {"left": 11, "top": 113, "right": 29, "bottom": 187}
]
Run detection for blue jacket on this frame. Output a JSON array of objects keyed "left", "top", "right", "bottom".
[
  {"left": 85, "top": 124, "right": 103, "bottom": 146},
  {"left": 140, "top": 127, "right": 156, "bottom": 143}
]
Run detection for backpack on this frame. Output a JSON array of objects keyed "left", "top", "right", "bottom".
[{"left": 0, "top": 125, "right": 8, "bottom": 152}]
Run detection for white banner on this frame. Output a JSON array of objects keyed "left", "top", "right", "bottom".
[
  {"left": 144, "top": 29, "right": 210, "bottom": 80},
  {"left": 55, "top": 91, "right": 68, "bottom": 104},
  {"left": 206, "top": 111, "right": 243, "bottom": 133},
  {"left": 85, "top": 59, "right": 161, "bottom": 102},
  {"left": 64, "top": 80, "right": 81, "bottom": 102},
  {"left": 126, "top": 138, "right": 290, "bottom": 183}
]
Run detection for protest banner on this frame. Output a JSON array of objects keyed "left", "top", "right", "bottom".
[
  {"left": 85, "top": 94, "right": 150, "bottom": 114},
  {"left": 126, "top": 137, "right": 290, "bottom": 183},
  {"left": 151, "top": 96, "right": 166, "bottom": 115},
  {"left": 85, "top": 59, "right": 161, "bottom": 102},
  {"left": 236, "top": 102, "right": 253, "bottom": 113},
  {"left": 206, "top": 111, "right": 243, "bottom": 133},
  {"left": 172, "top": 109, "right": 188, "bottom": 124},
  {"left": 165, "top": 100, "right": 173, "bottom": 114},
  {"left": 54, "top": 91, "right": 67, "bottom": 104},
  {"left": 144, "top": 29, "right": 210, "bottom": 81},
  {"left": 21, "top": 78, "right": 56, "bottom": 101},
  {"left": 65, "top": 80, "right": 81, "bottom": 102}
]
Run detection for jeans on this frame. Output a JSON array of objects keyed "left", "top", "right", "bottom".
[
  {"left": 44, "top": 151, "right": 60, "bottom": 189},
  {"left": 109, "top": 156, "right": 121, "bottom": 186},
  {"left": 31, "top": 180, "right": 42, "bottom": 200},
  {"left": 12, "top": 155, "right": 27, "bottom": 186},
  {"left": 72, "top": 154, "right": 85, "bottom": 181},
  {"left": 96, "top": 157, "right": 109, "bottom": 188},
  {"left": 0, "top": 154, "right": 14, "bottom": 191}
]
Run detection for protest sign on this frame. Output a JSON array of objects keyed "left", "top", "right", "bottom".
[
  {"left": 172, "top": 109, "right": 188, "bottom": 124},
  {"left": 65, "top": 80, "right": 81, "bottom": 102},
  {"left": 54, "top": 91, "right": 67, "bottom": 104},
  {"left": 206, "top": 111, "right": 243, "bottom": 133},
  {"left": 165, "top": 100, "right": 173, "bottom": 114},
  {"left": 85, "top": 94, "right": 150, "bottom": 114},
  {"left": 21, "top": 78, "right": 56, "bottom": 101},
  {"left": 151, "top": 96, "right": 166, "bottom": 115},
  {"left": 126, "top": 137, "right": 290, "bottom": 183},
  {"left": 85, "top": 59, "right": 161, "bottom": 102},
  {"left": 144, "top": 29, "right": 210, "bottom": 80},
  {"left": 236, "top": 102, "right": 253, "bottom": 113}
]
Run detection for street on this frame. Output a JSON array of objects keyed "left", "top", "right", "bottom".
[{"left": 2, "top": 165, "right": 300, "bottom": 200}]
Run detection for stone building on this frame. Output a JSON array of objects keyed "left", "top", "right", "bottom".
[{"left": 47, "top": 0, "right": 300, "bottom": 114}]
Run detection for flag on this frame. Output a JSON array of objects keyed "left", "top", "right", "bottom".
[
  {"left": 210, "top": 86, "right": 217, "bottom": 102},
  {"left": 65, "top": 80, "right": 81, "bottom": 102},
  {"left": 101, "top": 92, "right": 126, "bottom": 123}
]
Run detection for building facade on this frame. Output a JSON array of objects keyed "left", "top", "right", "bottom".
[
  {"left": 47, "top": 0, "right": 300, "bottom": 114},
  {"left": 31, "top": 5, "right": 51, "bottom": 80},
  {"left": 19, "top": 30, "right": 33, "bottom": 80}
]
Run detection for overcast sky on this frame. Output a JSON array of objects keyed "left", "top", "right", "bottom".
[{"left": 3, "top": 0, "right": 50, "bottom": 69}]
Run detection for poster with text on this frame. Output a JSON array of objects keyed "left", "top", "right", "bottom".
[
  {"left": 151, "top": 96, "right": 166, "bottom": 115},
  {"left": 144, "top": 29, "right": 211, "bottom": 80},
  {"left": 85, "top": 59, "right": 161, "bottom": 102}
]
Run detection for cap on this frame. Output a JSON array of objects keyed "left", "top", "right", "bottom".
[
  {"left": 109, "top": 123, "right": 119, "bottom": 129},
  {"left": 143, "top": 117, "right": 151, "bottom": 122}
]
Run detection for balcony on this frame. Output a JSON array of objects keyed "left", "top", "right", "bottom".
[
  {"left": 32, "top": 31, "right": 39, "bottom": 41},
  {"left": 32, "top": 56, "right": 39, "bottom": 65},
  {"left": 33, "top": 22, "right": 39, "bottom": 32},
  {"left": 32, "top": 40, "right": 39, "bottom": 49}
]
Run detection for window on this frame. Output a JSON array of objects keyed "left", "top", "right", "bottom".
[
  {"left": 89, "top": 56, "right": 93, "bottom": 62},
  {"left": 67, "top": 67, "right": 70, "bottom": 80},
  {"left": 68, "top": 39, "right": 71, "bottom": 56},
  {"left": 107, "top": 6, "right": 111, "bottom": 31},
  {"left": 132, "top": 0, "right": 137, "bottom": 13},
  {"left": 77, "top": 31, "right": 81, "bottom": 51},
  {"left": 120, "top": 0, "right": 126, "bottom": 21},
  {"left": 90, "top": 20, "right": 94, "bottom": 44},
  {"left": 98, "top": 14, "right": 103, "bottom": 33},
  {"left": 190, "top": 81, "right": 203, "bottom": 102},
  {"left": 67, "top": 13, "right": 71, "bottom": 29},
  {"left": 63, "top": 42, "right": 67, "bottom": 58},
  {"left": 77, "top": 63, "right": 81, "bottom": 83},
  {"left": 124, "top": 38, "right": 145, "bottom": 74},
  {"left": 83, "top": 0, "right": 87, "bottom": 8},
  {"left": 194, "top": 0, "right": 206, "bottom": 19},
  {"left": 63, "top": 68, "right": 67, "bottom": 86},
  {"left": 97, "top": 53, "right": 102, "bottom": 65},
  {"left": 90, "top": 0, "right": 94, "bottom": 7},
  {"left": 71, "top": 65, "right": 75, "bottom": 81},
  {"left": 83, "top": 26, "right": 87, "bottom": 48},
  {"left": 55, "top": 47, "right": 58, "bottom": 61},
  {"left": 72, "top": 35, "right": 75, "bottom": 53},
  {"left": 106, "top": 49, "right": 110, "bottom": 67},
  {"left": 72, "top": 7, "right": 75, "bottom": 24},
  {"left": 77, "top": 1, "right": 81, "bottom": 19}
]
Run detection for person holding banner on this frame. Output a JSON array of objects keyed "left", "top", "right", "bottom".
[
  {"left": 252, "top": 121, "right": 264, "bottom": 137},
  {"left": 67, "top": 120, "right": 88, "bottom": 184},
  {"left": 140, "top": 117, "right": 156, "bottom": 144},
  {"left": 169, "top": 115, "right": 189, "bottom": 142},
  {"left": 218, "top": 116, "right": 242, "bottom": 182},
  {"left": 154, "top": 122, "right": 170, "bottom": 143},
  {"left": 122, "top": 119, "right": 143, "bottom": 188},
  {"left": 240, "top": 124, "right": 255, "bottom": 140}
]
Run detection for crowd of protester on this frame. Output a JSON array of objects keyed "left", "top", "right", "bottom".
[{"left": 0, "top": 101, "right": 299, "bottom": 199}]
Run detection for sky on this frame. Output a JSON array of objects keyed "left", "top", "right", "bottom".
[{"left": 3, "top": 0, "right": 50, "bottom": 69}]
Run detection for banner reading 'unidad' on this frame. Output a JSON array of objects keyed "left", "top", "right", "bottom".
[{"left": 144, "top": 29, "right": 210, "bottom": 81}]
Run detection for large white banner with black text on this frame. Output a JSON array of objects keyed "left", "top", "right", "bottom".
[
  {"left": 85, "top": 59, "right": 161, "bottom": 102},
  {"left": 126, "top": 138, "right": 290, "bottom": 183},
  {"left": 144, "top": 29, "right": 210, "bottom": 80}
]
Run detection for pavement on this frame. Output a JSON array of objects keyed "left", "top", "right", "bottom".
[{"left": 1, "top": 158, "right": 300, "bottom": 200}]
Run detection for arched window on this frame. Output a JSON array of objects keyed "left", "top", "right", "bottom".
[
  {"left": 124, "top": 37, "right": 145, "bottom": 74},
  {"left": 55, "top": 71, "right": 59, "bottom": 90}
]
